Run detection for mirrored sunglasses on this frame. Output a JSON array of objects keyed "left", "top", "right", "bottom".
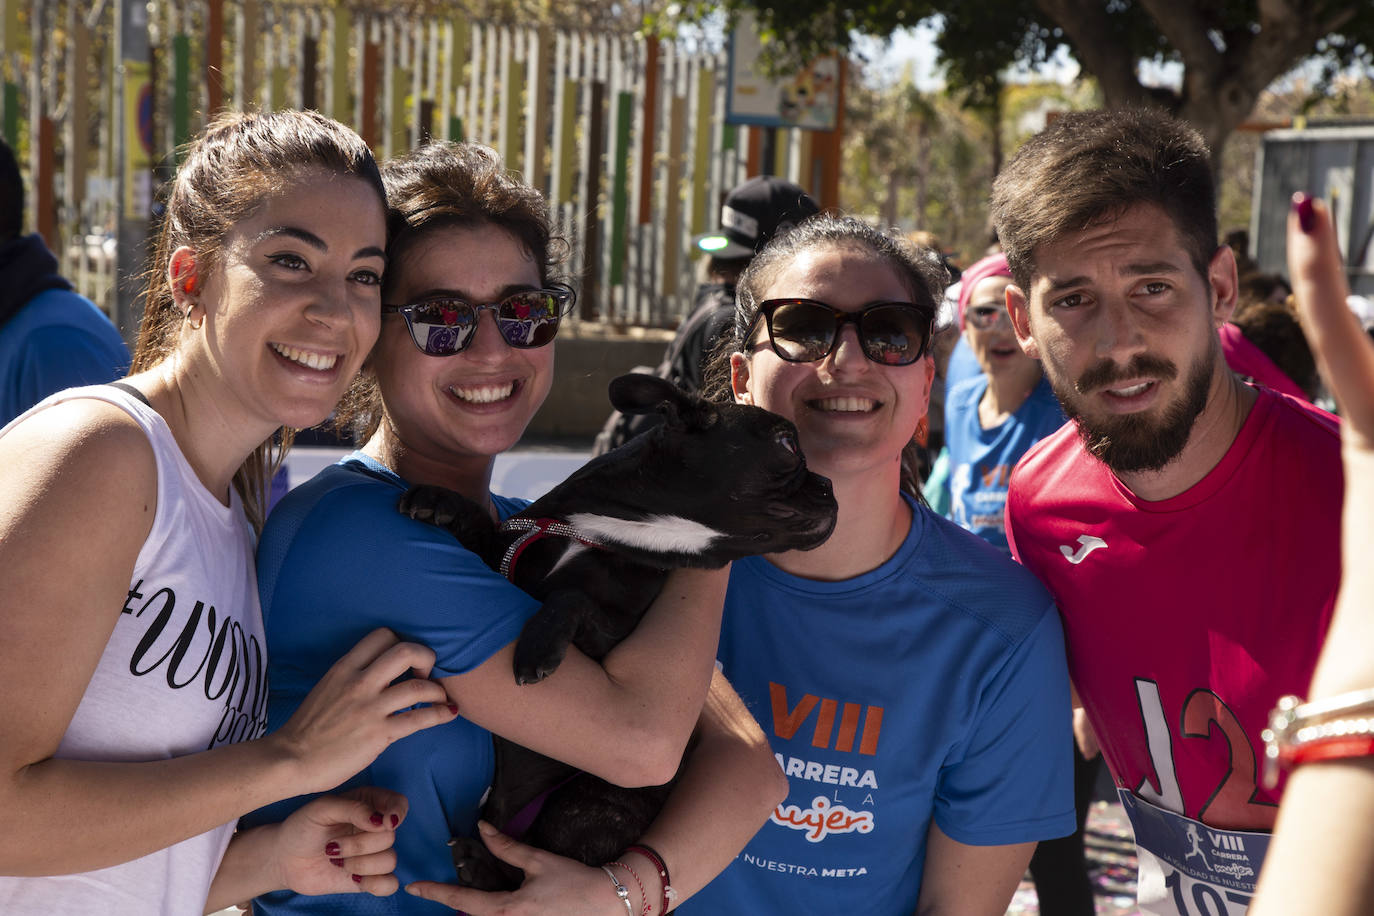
[
  {"left": 965, "top": 302, "right": 1012, "bottom": 331},
  {"left": 744, "top": 298, "right": 934, "bottom": 366},
  {"left": 383, "top": 286, "right": 576, "bottom": 357}
]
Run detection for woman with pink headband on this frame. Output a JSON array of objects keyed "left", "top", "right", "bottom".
[
  {"left": 939, "top": 252, "right": 1065, "bottom": 550},
  {"left": 941, "top": 252, "right": 1105, "bottom": 916}
]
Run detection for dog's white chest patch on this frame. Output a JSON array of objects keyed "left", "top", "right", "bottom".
[{"left": 566, "top": 512, "right": 722, "bottom": 554}]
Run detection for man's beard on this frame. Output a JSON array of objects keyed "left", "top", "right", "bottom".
[{"left": 1051, "top": 350, "right": 1215, "bottom": 473}]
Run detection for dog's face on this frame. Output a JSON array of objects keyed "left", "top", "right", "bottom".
[
  {"left": 687, "top": 399, "right": 838, "bottom": 555},
  {"left": 577, "top": 374, "right": 837, "bottom": 559}
]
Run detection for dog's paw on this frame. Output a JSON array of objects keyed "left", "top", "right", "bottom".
[
  {"left": 514, "top": 661, "right": 556, "bottom": 685},
  {"left": 512, "top": 593, "right": 587, "bottom": 684},
  {"left": 449, "top": 835, "right": 523, "bottom": 891},
  {"left": 398, "top": 487, "right": 499, "bottom": 560},
  {"left": 398, "top": 484, "right": 466, "bottom": 527},
  {"left": 512, "top": 640, "right": 569, "bottom": 685}
]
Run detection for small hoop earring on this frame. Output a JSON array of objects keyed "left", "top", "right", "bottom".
[
  {"left": 915, "top": 415, "right": 929, "bottom": 446},
  {"left": 185, "top": 302, "right": 204, "bottom": 331}
]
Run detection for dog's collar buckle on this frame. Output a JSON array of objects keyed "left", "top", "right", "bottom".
[{"left": 498, "top": 517, "right": 607, "bottom": 580}]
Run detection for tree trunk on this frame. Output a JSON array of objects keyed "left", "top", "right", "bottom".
[
  {"left": 989, "top": 90, "right": 1004, "bottom": 179},
  {"left": 1037, "top": 0, "right": 1360, "bottom": 175},
  {"left": 883, "top": 168, "right": 900, "bottom": 228},
  {"left": 914, "top": 116, "right": 930, "bottom": 230}
]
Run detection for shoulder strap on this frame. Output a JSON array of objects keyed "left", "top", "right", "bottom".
[
  {"left": 107, "top": 380, "right": 152, "bottom": 408},
  {"left": 107, "top": 381, "right": 152, "bottom": 408}
]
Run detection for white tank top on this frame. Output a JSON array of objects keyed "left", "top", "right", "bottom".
[{"left": 0, "top": 384, "right": 268, "bottom": 916}]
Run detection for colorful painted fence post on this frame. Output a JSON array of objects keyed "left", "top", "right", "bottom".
[
  {"left": 1, "top": 0, "right": 19, "bottom": 147},
  {"left": 15, "top": 5, "right": 838, "bottom": 340}
]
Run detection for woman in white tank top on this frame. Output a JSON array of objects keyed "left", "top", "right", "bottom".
[{"left": 0, "top": 110, "right": 459, "bottom": 916}]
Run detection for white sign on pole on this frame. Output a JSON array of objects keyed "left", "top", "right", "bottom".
[{"left": 725, "top": 12, "right": 839, "bottom": 131}]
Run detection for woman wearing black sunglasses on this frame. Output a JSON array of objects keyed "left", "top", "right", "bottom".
[
  {"left": 245, "top": 141, "right": 785, "bottom": 916},
  {"left": 675, "top": 216, "right": 1077, "bottom": 915}
]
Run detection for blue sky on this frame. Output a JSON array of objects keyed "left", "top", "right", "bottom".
[{"left": 854, "top": 21, "right": 1183, "bottom": 92}]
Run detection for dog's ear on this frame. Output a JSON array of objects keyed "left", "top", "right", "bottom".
[
  {"left": 658, "top": 395, "right": 720, "bottom": 432},
  {"left": 608, "top": 373, "right": 719, "bottom": 430},
  {"left": 608, "top": 373, "right": 683, "bottom": 415}
]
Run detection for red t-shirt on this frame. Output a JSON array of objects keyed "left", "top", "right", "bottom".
[{"left": 1006, "top": 387, "right": 1341, "bottom": 831}]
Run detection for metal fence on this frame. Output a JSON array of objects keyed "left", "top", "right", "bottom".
[{"left": 1252, "top": 126, "right": 1374, "bottom": 296}]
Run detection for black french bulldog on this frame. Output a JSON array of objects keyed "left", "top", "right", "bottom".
[{"left": 398, "top": 372, "right": 837, "bottom": 890}]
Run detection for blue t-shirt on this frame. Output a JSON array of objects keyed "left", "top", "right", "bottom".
[
  {"left": 942, "top": 334, "right": 982, "bottom": 397},
  {"left": 246, "top": 452, "right": 538, "bottom": 915},
  {"left": 681, "top": 497, "right": 1075, "bottom": 915},
  {"left": 945, "top": 373, "right": 1065, "bottom": 552},
  {"left": 0, "top": 288, "right": 130, "bottom": 426}
]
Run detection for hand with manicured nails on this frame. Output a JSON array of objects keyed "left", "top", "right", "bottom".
[
  {"left": 406, "top": 821, "right": 630, "bottom": 916},
  {"left": 268, "top": 628, "right": 458, "bottom": 795},
  {"left": 1285, "top": 194, "right": 1374, "bottom": 701},
  {"left": 272, "top": 787, "right": 411, "bottom": 898},
  {"left": 1249, "top": 194, "right": 1374, "bottom": 916}
]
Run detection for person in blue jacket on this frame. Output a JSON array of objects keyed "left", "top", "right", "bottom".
[{"left": 0, "top": 137, "right": 129, "bottom": 425}]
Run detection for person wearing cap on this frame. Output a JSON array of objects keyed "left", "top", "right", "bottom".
[{"left": 592, "top": 176, "right": 818, "bottom": 455}]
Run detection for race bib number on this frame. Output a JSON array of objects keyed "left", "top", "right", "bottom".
[{"left": 1119, "top": 790, "right": 1270, "bottom": 916}]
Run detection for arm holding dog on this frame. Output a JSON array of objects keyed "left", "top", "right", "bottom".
[
  {"left": 424, "top": 375, "right": 832, "bottom": 788},
  {"left": 440, "top": 564, "right": 729, "bottom": 786},
  {"left": 0, "top": 410, "right": 451, "bottom": 877},
  {"left": 631, "top": 668, "right": 788, "bottom": 904},
  {"left": 391, "top": 372, "right": 832, "bottom": 898},
  {"left": 407, "top": 669, "right": 786, "bottom": 913}
]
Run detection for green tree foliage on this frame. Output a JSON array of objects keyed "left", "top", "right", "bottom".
[
  {"left": 843, "top": 73, "right": 1099, "bottom": 263},
  {"left": 1217, "top": 72, "right": 1374, "bottom": 247},
  {"left": 719, "top": 0, "right": 1374, "bottom": 165}
]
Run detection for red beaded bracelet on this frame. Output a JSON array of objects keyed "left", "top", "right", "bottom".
[
  {"left": 1288, "top": 735, "right": 1374, "bottom": 768},
  {"left": 626, "top": 843, "right": 674, "bottom": 914},
  {"left": 1262, "top": 689, "right": 1374, "bottom": 788}
]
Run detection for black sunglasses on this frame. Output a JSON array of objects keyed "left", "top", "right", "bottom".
[
  {"left": 383, "top": 286, "right": 576, "bottom": 356},
  {"left": 743, "top": 298, "right": 935, "bottom": 366}
]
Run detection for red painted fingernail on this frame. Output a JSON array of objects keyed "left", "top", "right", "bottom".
[
  {"left": 390, "top": 813, "right": 399, "bottom": 828},
  {"left": 370, "top": 812, "right": 384, "bottom": 826},
  {"left": 1293, "top": 193, "right": 1316, "bottom": 234},
  {"left": 330, "top": 857, "right": 344, "bottom": 868},
  {"left": 352, "top": 874, "right": 363, "bottom": 884},
  {"left": 325, "top": 841, "right": 341, "bottom": 856},
  {"left": 447, "top": 703, "right": 458, "bottom": 715}
]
